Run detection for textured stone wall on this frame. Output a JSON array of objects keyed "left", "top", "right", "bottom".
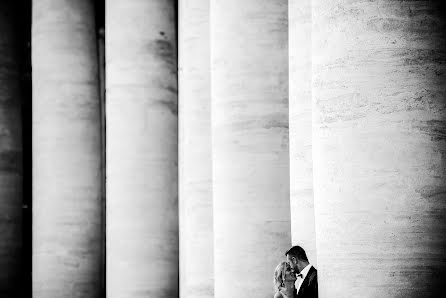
[
  {"left": 32, "top": 0, "right": 102, "bottom": 296},
  {"left": 0, "top": 2, "right": 22, "bottom": 296},
  {"left": 178, "top": 0, "right": 214, "bottom": 297},
  {"left": 312, "top": 0, "right": 446, "bottom": 296},
  {"left": 106, "top": 0, "right": 178, "bottom": 297},
  {"left": 211, "top": 0, "right": 291, "bottom": 297}
]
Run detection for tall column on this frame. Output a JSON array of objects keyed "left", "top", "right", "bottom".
[
  {"left": 211, "top": 1, "right": 291, "bottom": 297},
  {"left": 0, "top": 2, "right": 22, "bottom": 296},
  {"left": 288, "top": 0, "right": 317, "bottom": 265},
  {"left": 313, "top": 1, "right": 446, "bottom": 296},
  {"left": 32, "top": 0, "right": 102, "bottom": 297},
  {"left": 106, "top": 1, "right": 178, "bottom": 297},
  {"left": 179, "top": 1, "right": 213, "bottom": 298}
]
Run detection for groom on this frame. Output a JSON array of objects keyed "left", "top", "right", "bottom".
[{"left": 285, "top": 246, "right": 318, "bottom": 298}]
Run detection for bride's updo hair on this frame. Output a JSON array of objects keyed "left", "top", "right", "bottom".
[{"left": 273, "top": 261, "right": 288, "bottom": 292}]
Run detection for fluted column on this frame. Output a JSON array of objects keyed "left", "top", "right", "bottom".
[
  {"left": 179, "top": 1, "right": 213, "bottom": 298},
  {"left": 211, "top": 1, "right": 291, "bottom": 297},
  {"left": 313, "top": 1, "right": 446, "bottom": 296},
  {"left": 288, "top": 0, "right": 317, "bottom": 265},
  {"left": 0, "top": 2, "right": 22, "bottom": 296},
  {"left": 106, "top": 1, "right": 178, "bottom": 297},
  {"left": 32, "top": 0, "right": 102, "bottom": 296}
]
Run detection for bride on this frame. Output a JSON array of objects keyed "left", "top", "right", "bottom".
[{"left": 273, "top": 261, "right": 297, "bottom": 298}]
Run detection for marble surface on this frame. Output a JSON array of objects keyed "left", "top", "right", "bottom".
[
  {"left": 288, "top": 0, "right": 317, "bottom": 267},
  {"left": 106, "top": 0, "right": 179, "bottom": 297},
  {"left": 179, "top": 0, "right": 214, "bottom": 297},
  {"left": 32, "top": 0, "right": 102, "bottom": 296},
  {"left": 211, "top": 0, "right": 291, "bottom": 297},
  {"left": 312, "top": 0, "right": 446, "bottom": 296}
]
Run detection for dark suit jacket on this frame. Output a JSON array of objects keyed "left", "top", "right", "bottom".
[{"left": 296, "top": 266, "right": 318, "bottom": 298}]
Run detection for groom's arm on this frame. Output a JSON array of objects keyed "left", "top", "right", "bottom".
[{"left": 307, "top": 273, "right": 318, "bottom": 297}]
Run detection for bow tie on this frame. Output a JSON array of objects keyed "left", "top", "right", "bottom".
[{"left": 296, "top": 273, "right": 303, "bottom": 278}]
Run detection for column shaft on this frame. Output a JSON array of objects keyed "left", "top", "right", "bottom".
[
  {"left": 32, "top": 0, "right": 102, "bottom": 296},
  {"left": 313, "top": 1, "right": 446, "bottom": 296},
  {"left": 106, "top": 1, "right": 178, "bottom": 296},
  {"left": 179, "top": 0, "right": 213, "bottom": 297},
  {"left": 0, "top": 2, "right": 22, "bottom": 296},
  {"left": 211, "top": 0, "right": 291, "bottom": 297},
  {"left": 288, "top": 0, "right": 317, "bottom": 264}
]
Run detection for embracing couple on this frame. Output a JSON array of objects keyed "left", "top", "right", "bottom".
[{"left": 274, "top": 245, "right": 318, "bottom": 298}]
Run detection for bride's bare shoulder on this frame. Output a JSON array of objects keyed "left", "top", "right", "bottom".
[{"left": 274, "top": 292, "right": 283, "bottom": 298}]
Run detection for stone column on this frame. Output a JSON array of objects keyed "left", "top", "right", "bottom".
[
  {"left": 0, "top": 2, "right": 22, "bottom": 296},
  {"left": 312, "top": 1, "right": 446, "bottom": 296},
  {"left": 288, "top": 0, "right": 317, "bottom": 265},
  {"left": 32, "top": 0, "right": 102, "bottom": 296},
  {"left": 178, "top": 1, "right": 213, "bottom": 298},
  {"left": 211, "top": 0, "right": 291, "bottom": 297},
  {"left": 106, "top": 1, "right": 178, "bottom": 297}
]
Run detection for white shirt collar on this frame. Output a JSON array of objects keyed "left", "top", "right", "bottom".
[
  {"left": 299, "top": 263, "right": 312, "bottom": 279},
  {"left": 295, "top": 263, "right": 313, "bottom": 293}
]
